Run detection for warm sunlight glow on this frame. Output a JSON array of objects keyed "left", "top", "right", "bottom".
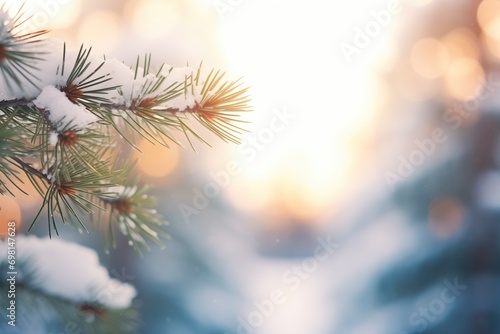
[
  {"left": 129, "top": 0, "right": 179, "bottom": 39},
  {"left": 394, "top": 67, "right": 438, "bottom": 101},
  {"left": 3, "top": 0, "right": 82, "bottom": 31},
  {"left": 0, "top": 196, "right": 21, "bottom": 235},
  {"left": 135, "top": 140, "right": 179, "bottom": 178},
  {"left": 275, "top": 152, "right": 350, "bottom": 220},
  {"left": 482, "top": 33, "right": 500, "bottom": 59},
  {"left": 218, "top": 1, "right": 384, "bottom": 222},
  {"left": 444, "top": 57, "right": 484, "bottom": 100},
  {"left": 78, "top": 11, "right": 122, "bottom": 53},
  {"left": 473, "top": 1, "right": 500, "bottom": 60},
  {"left": 402, "top": 0, "right": 434, "bottom": 6},
  {"left": 411, "top": 38, "right": 449, "bottom": 79},
  {"left": 477, "top": 0, "right": 500, "bottom": 39},
  {"left": 442, "top": 28, "right": 480, "bottom": 62}
]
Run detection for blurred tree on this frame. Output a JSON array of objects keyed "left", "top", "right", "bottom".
[{"left": 330, "top": 1, "right": 500, "bottom": 333}]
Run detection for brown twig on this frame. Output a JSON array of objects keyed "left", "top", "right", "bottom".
[
  {"left": 0, "top": 98, "right": 31, "bottom": 108},
  {"left": 10, "top": 156, "right": 49, "bottom": 183}
]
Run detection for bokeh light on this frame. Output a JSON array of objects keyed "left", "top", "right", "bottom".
[
  {"left": 77, "top": 11, "right": 122, "bottom": 53},
  {"left": 135, "top": 139, "right": 179, "bottom": 178},
  {"left": 442, "top": 28, "right": 480, "bottom": 62},
  {"left": 478, "top": 0, "right": 500, "bottom": 60},
  {"left": 0, "top": 196, "right": 21, "bottom": 236},
  {"left": 5, "top": 1, "right": 500, "bottom": 333},
  {"left": 411, "top": 38, "right": 449, "bottom": 79},
  {"left": 482, "top": 33, "right": 500, "bottom": 59},
  {"left": 218, "top": 1, "right": 379, "bottom": 223},
  {"left": 444, "top": 57, "right": 484, "bottom": 100},
  {"left": 477, "top": 0, "right": 500, "bottom": 39},
  {"left": 128, "top": 0, "right": 180, "bottom": 39},
  {"left": 2, "top": 0, "right": 82, "bottom": 30},
  {"left": 428, "top": 197, "right": 464, "bottom": 238}
]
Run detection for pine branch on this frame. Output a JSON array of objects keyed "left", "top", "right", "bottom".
[
  {"left": 0, "top": 7, "right": 252, "bottom": 251},
  {"left": 0, "top": 113, "right": 38, "bottom": 195},
  {"left": 97, "top": 182, "right": 170, "bottom": 254},
  {"left": 10, "top": 156, "right": 49, "bottom": 182},
  {"left": 0, "top": 97, "right": 29, "bottom": 107},
  {"left": 0, "top": 4, "right": 48, "bottom": 90},
  {"left": 58, "top": 43, "right": 120, "bottom": 109},
  {"left": 0, "top": 255, "right": 138, "bottom": 334},
  {"left": 99, "top": 66, "right": 252, "bottom": 146},
  {"left": 0, "top": 4, "right": 253, "bottom": 334}
]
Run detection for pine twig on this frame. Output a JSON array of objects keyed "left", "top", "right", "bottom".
[
  {"left": 0, "top": 97, "right": 30, "bottom": 107},
  {"left": 10, "top": 156, "right": 49, "bottom": 182}
]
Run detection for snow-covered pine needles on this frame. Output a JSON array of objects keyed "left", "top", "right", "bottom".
[{"left": 0, "top": 7, "right": 252, "bottom": 253}]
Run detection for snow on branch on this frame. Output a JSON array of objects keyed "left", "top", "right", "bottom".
[
  {"left": 33, "top": 85, "right": 98, "bottom": 131},
  {"left": 0, "top": 235, "right": 136, "bottom": 309},
  {"left": 0, "top": 5, "right": 251, "bottom": 252}
]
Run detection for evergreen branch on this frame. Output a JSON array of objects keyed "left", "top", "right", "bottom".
[
  {"left": 0, "top": 5, "right": 48, "bottom": 90},
  {"left": 98, "top": 68, "right": 252, "bottom": 146},
  {"left": 98, "top": 101, "right": 184, "bottom": 148},
  {"left": 0, "top": 260, "right": 139, "bottom": 334},
  {"left": 0, "top": 115, "right": 31, "bottom": 194},
  {"left": 11, "top": 156, "right": 49, "bottom": 182},
  {"left": 58, "top": 43, "right": 120, "bottom": 110},
  {"left": 95, "top": 167, "right": 169, "bottom": 253},
  {"left": 12, "top": 146, "right": 123, "bottom": 236},
  {"left": 0, "top": 10, "right": 252, "bottom": 255}
]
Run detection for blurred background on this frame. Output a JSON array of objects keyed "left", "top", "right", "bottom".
[{"left": 2, "top": 0, "right": 500, "bottom": 333}]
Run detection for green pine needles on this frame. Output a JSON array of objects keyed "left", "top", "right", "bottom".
[{"left": 0, "top": 7, "right": 251, "bottom": 253}]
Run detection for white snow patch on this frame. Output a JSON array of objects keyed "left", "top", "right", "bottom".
[
  {"left": 161, "top": 66, "right": 199, "bottom": 110},
  {"left": 0, "top": 235, "right": 136, "bottom": 309},
  {"left": 168, "top": 93, "right": 198, "bottom": 110},
  {"left": 49, "top": 131, "right": 59, "bottom": 146},
  {"left": 100, "top": 61, "right": 199, "bottom": 111},
  {"left": 0, "top": 36, "right": 201, "bottom": 118},
  {"left": 98, "top": 58, "right": 135, "bottom": 106},
  {"left": 33, "top": 85, "right": 98, "bottom": 131},
  {"left": 0, "top": 38, "right": 65, "bottom": 101}
]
